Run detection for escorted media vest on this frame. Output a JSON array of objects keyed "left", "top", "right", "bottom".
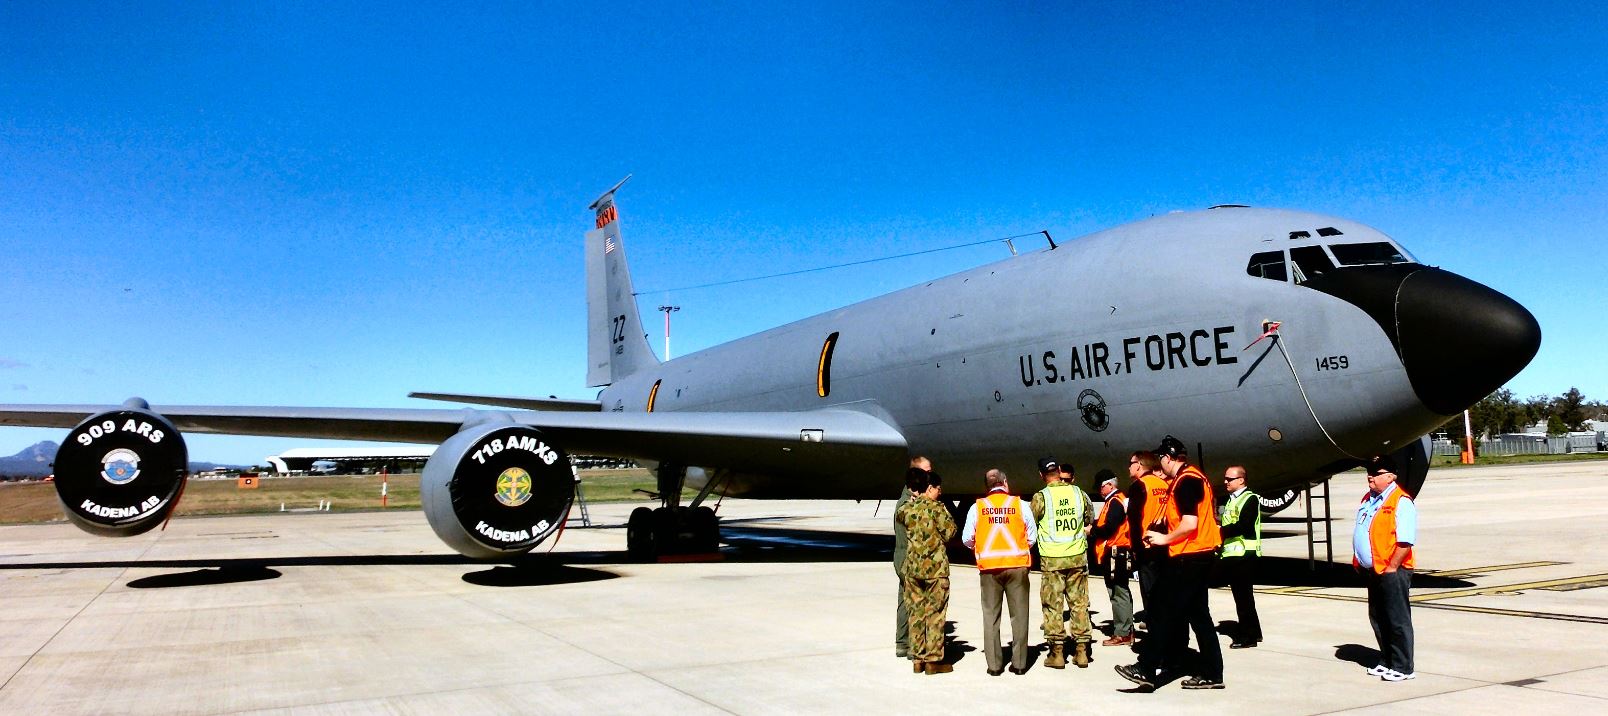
[
  {"left": 1220, "top": 489, "right": 1262, "bottom": 558},
  {"left": 1166, "top": 465, "right": 1222, "bottom": 557},
  {"left": 1036, "top": 483, "right": 1087, "bottom": 558},
  {"left": 974, "top": 491, "right": 1032, "bottom": 570},
  {"left": 1138, "top": 474, "right": 1169, "bottom": 530},
  {"left": 1354, "top": 484, "right": 1416, "bottom": 574},
  {"left": 1095, "top": 492, "right": 1131, "bottom": 562}
]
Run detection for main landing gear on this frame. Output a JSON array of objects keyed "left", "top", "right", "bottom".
[{"left": 625, "top": 463, "right": 722, "bottom": 560}]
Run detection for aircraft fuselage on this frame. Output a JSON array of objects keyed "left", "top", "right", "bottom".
[{"left": 599, "top": 207, "right": 1538, "bottom": 500}]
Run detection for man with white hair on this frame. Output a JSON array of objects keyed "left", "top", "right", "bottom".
[
  {"left": 963, "top": 468, "right": 1037, "bottom": 675},
  {"left": 1091, "top": 470, "right": 1134, "bottom": 646}
]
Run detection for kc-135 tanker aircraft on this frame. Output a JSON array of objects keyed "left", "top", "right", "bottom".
[{"left": 0, "top": 178, "right": 1541, "bottom": 560}]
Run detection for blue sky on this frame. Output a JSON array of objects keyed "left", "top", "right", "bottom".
[{"left": 2, "top": 2, "right": 1605, "bottom": 464}]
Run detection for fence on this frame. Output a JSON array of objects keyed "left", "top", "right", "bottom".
[{"left": 1432, "top": 432, "right": 1606, "bottom": 457}]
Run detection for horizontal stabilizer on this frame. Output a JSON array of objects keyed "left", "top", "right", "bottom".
[{"left": 408, "top": 392, "right": 602, "bottom": 412}]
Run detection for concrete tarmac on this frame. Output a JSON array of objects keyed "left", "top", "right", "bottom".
[{"left": 1, "top": 461, "right": 1605, "bottom": 714}]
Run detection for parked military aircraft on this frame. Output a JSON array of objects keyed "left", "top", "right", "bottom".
[{"left": 0, "top": 179, "right": 1541, "bottom": 559}]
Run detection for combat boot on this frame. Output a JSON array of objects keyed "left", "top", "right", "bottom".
[
  {"left": 1073, "top": 642, "right": 1090, "bottom": 668},
  {"left": 1044, "top": 641, "right": 1066, "bottom": 669}
]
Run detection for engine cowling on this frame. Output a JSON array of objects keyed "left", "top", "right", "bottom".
[
  {"left": 53, "top": 404, "right": 189, "bottom": 537},
  {"left": 421, "top": 420, "right": 575, "bottom": 559}
]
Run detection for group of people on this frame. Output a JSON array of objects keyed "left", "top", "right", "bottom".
[{"left": 892, "top": 436, "right": 1419, "bottom": 690}]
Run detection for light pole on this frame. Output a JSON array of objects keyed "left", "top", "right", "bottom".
[{"left": 657, "top": 305, "right": 680, "bottom": 360}]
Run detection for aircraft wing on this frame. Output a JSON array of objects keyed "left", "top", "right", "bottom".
[
  {"left": 406, "top": 392, "right": 603, "bottom": 412},
  {"left": 0, "top": 404, "right": 908, "bottom": 478}
]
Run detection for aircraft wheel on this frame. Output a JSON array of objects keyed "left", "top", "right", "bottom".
[
  {"left": 626, "top": 506, "right": 655, "bottom": 561},
  {"left": 652, "top": 507, "right": 682, "bottom": 554},
  {"left": 689, "top": 506, "right": 719, "bottom": 552}
]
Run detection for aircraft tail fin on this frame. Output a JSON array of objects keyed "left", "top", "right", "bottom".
[{"left": 586, "top": 176, "right": 659, "bottom": 387}]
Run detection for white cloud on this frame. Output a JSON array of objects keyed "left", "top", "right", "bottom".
[{"left": 0, "top": 357, "right": 26, "bottom": 370}]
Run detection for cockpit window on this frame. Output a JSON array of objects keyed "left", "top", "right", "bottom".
[
  {"left": 1246, "top": 251, "right": 1288, "bottom": 282},
  {"left": 1288, "top": 245, "right": 1335, "bottom": 283},
  {"left": 1329, "top": 242, "right": 1408, "bottom": 266}
]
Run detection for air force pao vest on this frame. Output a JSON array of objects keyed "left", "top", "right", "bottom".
[
  {"left": 1220, "top": 489, "right": 1262, "bottom": 558},
  {"left": 974, "top": 492, "right": 1032, "bottom": 570},
  {"left": 1036, "top": 484, "right": 1087, "bottom": 559}
]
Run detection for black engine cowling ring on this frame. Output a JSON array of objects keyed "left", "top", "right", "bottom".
[
  {"left": 53, "top": 408, "right": 189, "bottom": 537},
  {"left": 421, "top": 421, "right": 575, "bottom": 559}
]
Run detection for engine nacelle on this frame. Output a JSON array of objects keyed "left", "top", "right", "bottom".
[
  {"left": 53, "top": 404, "right": 189, "bottom": 537},
  {"left": 421, "top": 420, "right": 575, "bottom": 559}
]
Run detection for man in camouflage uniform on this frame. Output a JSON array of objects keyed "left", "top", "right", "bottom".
[
  {"left": 1032, "top": 458, "right": 1096, "bottom": 669},
  {"left": 896, "top": 468, "right": 957, "bottom": 675}
]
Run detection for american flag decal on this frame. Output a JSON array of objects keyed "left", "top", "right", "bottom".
[{"left": 604, "top": 236, "right": 616, "bottom": 254}]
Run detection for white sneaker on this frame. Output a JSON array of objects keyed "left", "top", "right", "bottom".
[
  {"left": 1381, "top": 669, "right": 1417, "bottom": 682},
  {"left": 1366, "top": 665, "right": 1389, "bottom": 677}
]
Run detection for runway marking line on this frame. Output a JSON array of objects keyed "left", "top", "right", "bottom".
[
  {"left": 1266, "top": 589, "right": 1608, "bottom": 625},
  {"left": 1254, "top": 561, "right": 1567, "bottom": 596},
  {"left": 1418, "top": 560, "right": 1565, "bottom": 579},
  {"left": 1412, "top": 572, "right": 1608, "bottom": 602}
]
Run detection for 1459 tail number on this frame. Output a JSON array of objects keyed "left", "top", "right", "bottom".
[{"left": 1316, "top": 355, "right": 1350, "bottom": 371}]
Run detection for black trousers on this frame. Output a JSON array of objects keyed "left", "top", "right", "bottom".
[
  {"left": 1220, "top": 554, "right": 1262, "bottom": 642},
  {"left": 1135, "top": 549, "right": 1164, "bottom": 618},
  {"left": 1138, "top": 553, "right": 1222, "bottom": 681},
  {"left": 1365, "top": 568, "right": 1414, "bottom": 673}
]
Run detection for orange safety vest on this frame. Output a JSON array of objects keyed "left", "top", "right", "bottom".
[
  {"left": 973, "top": 491, "right": 1032, "bottom": 570},
  {"left": 1138, "top": 474, "right": 1169, "bottom": 530},
  {"left": 1094, "top": 492, "right": 1131, "bottom": 562},
  {"left": 1355, "top": 485, "right": 1416, "bottom": 574},
  {"left": 1166, "top": 465, "right": 1222, "bottom": 557}
]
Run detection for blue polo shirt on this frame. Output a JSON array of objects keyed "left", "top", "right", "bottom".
[{"left": 1353, "top": 483, "right": 1416, "bottom": 570}]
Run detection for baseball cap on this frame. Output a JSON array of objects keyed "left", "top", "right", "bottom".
[
  {"left": 1365, "top": 455, "right": 1398, "bottom": 476},
  {"left": 1037, "top": 457, "right": 1059, "bottom": 474}
]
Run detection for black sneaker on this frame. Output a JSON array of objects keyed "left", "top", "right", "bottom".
[
  {"left": 1114, "top": 664, "right": 1156, "bottom": 690},
  {"left": 1182, "top": 677, "right": 1225, "bottom": 690}
]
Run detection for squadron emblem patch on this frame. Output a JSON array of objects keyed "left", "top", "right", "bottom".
[
  {"left": 100, "top": 448, "right": 142, "bottom": 485},
  {"left": 494, "top": 467, "right": 534, "bottom": 507},
  {"left": 1077, "top": 389, "right": 1109, "bottom": 432}
]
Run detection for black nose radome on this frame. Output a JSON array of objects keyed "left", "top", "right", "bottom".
[
  {"left": 1298, "top": 265, "right": 1541, "bottom": 416},
  {"left": 1394, "top": 267, "right": 1541, "bottom": 415}
]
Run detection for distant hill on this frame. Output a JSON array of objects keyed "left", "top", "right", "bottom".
[
  {"left": 0, "top": 441, "right": 245, "bottom": 479},
  {"left": 0, "top": 441, "right": 55, "bottom": 477}
]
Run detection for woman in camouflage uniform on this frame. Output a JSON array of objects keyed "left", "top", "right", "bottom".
[{"left": 896, "top": 468, "right": 957, "bottom": 674}]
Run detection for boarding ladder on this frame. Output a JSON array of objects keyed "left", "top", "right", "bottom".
[
  {"left": 1304, "top": 478, "right": 1334, "bottom": 570},
  {"left": 567, "top": 471, "right": 593, "bottom": 527}
]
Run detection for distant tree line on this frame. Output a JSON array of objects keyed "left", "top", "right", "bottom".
[{"left": 1440, "top": 387, "right": 1606, "bottom": 440}]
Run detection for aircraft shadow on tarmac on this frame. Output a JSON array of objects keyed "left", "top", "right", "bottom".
[
  {"left": 0, "top": 554, "right": 621, "bottom": 589},
  {"left": 461, "top": 563, "right": 619, "bottom": 587},
  {"left": 127, "top": 565, "right": 283, "bottom": 589}
]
